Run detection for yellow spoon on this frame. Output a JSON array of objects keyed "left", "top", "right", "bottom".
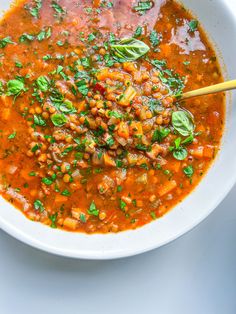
[{"left": 179, "top": 79, "right": 236, "bottom": 101}]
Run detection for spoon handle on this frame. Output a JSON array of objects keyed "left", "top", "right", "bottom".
[{"left": 181, "top": 79, "right": 236, "bottom": 101}]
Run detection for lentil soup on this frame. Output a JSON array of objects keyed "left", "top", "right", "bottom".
[{"left": 0, "top": 0, "right": 225, "bottom": 233}]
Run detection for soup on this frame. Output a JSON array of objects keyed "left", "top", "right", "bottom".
[{"left": 0, "top": 0, "right": 224, "bottom": 233}]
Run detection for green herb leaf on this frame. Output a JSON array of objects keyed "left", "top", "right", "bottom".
[
  {"left": 0, "top": 36, "right": 14, "bottom": 48},
  {"left": 19, "top": 33, "right": 35, "bottom": 43},
  {"left": 150, "top": 30, "right": 161, "bottom": 47},
  {"left": 134, "top": 26, "right": 143, "bottom": 38},
  {"left": 8, "top": 131, "right": 16, "bottom": 139},
  {"left": 34, "top": 199, "right": 45, "bottom": 212},
  {"left": 51, "top": 113, "right": 67, "bottom": 126},
  {"left": 7, "top": 79, "right": 25, "bottom": 96},
  {"left": 76, "top": 79, "right": 89, "bottom": 96},
  {"left": 37, "top": 27, "right": 52, "bottom": 41},
  {"left": 42, "top": 177, "right": 53, "bottom": 185},
  {"left": 183, "top": 165, "right": 194, "bottom": 178},
  {"left": 59, "top": 100, "right": 76, "bottom": 114},
  {"left": 188, "top": 20, "right": 198, "bottom": 32},
  {"left": 110, "top": 38, "right": 150, "bottom": 62},
  {"left": 173, "top": 147, "right": 188, "bottom": 160},
  {"left": 34, "top": 114, "right": 47, "bottom": 126},
  {"left": 88, "top": 201, "right": 99, "bottom": 216},
  {"left": 51, "top": 1, "right": 66, "bottom": 14},
  {"left": 172, "top": 110, "right": 195, "bottom": 137},
  {"left": 80, "top": 213, "right": 86, "bottom": 223},
  {"left": 120, "top": 199, "right": 127, "bottom": 211},
  {"left": 29, "top": 0, "right": 42, "bottom": 18},
  {"left": 152, "top": 128, "right": 170, "bottom": 143},
  {"left": 49, "top": 213, "right": 57, "bottom": 228},
  {"left": 134, "top": 1, "right": 153, "bottom": 15},
  {"left": 36, "top": 76, "right": 50, "bottom": 92}
]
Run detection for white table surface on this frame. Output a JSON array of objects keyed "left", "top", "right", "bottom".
[
  {"left": 1, "top": 0, "right": 236, "bottom": 313},
  {"left": 1, "top": 183, "right": 236, "bottom": 314}
]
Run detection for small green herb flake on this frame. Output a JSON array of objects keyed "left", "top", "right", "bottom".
[
  {"left": 61, "top": 189, "right": 71, "bottom": 196},
  {"left": 134, "top": 1, "right": 153, "bottom": 15},
  {"left": 150, "top": 30, "right": 161, "bottom": 47},
  {"left": 0, "top": 36, "right": 14, "bottom": 48},
  {"left": 183, "top": 165, "right": 194, "bottom": 178},
  {"left": 28, "top": 0, "right": 42, "bottom": 18},
  {"left": 80, "top": 213, "right": 86, "bottom": 223},
  {"left": 42, "top": 177, "right": 53, "bottom": 185},
  {"left": 120, "top": 199, "right": 127, "bottom": 211},
  {"left": 134, "top": 26, "right": 143, "bottom": 38},
  {"left": 152, "top": 128, "right": 170, "bottom": 143},
  {"left": 49, "top": 213, "right": 58, "bottom": 228},
  {"left": 150, "top": 211, "right": 157, "bottom": 220},
  {"left": 188, "top": 20, "right": 198, "bottom": 32},
  {"left": 8, "top": 131, "right": 16, "bottom": 139},
  {"left": 88, "top": 201, "right": 99, "bottom": 216},
  {"left": 34, "top": 199, "right": 45, "bottom": 212},
  {"left": 36, "top": 76, "right": 50, "bottom": 92},
  {"left": 51, "top": 1, "right": 66, "bottom": 15},
  {"left": 34, "top": 114, "right": 47, "bottom": 126}
]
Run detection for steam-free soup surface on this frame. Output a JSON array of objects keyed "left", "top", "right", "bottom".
[{"left": 0, "top": 0, "right": 224, "bottom": 233}]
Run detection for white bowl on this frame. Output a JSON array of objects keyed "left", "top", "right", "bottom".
[{"left": 0, "top": 0, "right": 236, "bottom": 260}]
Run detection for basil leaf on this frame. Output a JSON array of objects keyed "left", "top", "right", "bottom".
[
  {"left": 173, "top": 147, "right": 188, "bottom": 160},
  {"left": 36, "top": 76, "right": 50, "bottom": 92},
  {"left": 110, "top": 38, "right": 150, "bottom": 62},
  {"left": 59, "top": 100, "right": 76, "bottom": 114},
  {"left": 172, "top": 110, "right": 194, "bottom": 137},
  {"left": 51, "top": 113, "right": 67, "bottom": 126},
  {"left": 7, "top": 79, "right": 25, "bottom": 96}
]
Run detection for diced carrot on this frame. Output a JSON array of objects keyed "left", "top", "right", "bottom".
[
  {"left": 54, "top": 195, "right": 68, "bottom": 203},
  {"left": 104, "top": 153, "right": 116, "bottom": 166},
  {"left": 117, "top": 122, "right": 129, "bottom": 139},
  {"left": 203, "top": 145, "right": 215, "bottom": 158},
  {"left": 77, "top": 100, "right": 86, "bottom": 113},
  {"left": 20, "top": 169, "right": 35, "bottom": 181},
  {"left": 96, "top": 68, "right": 109, "bottom": 81},
  {"left": 158, "top": 180, "right": 177, "bottom": 197},
  {"left": 160, "top": 44, "right": 171, "bottom": 57},
  {"left": 0, "top": 95, "right": 11, "bottom": 107},
  {"left": 168, "top": 161, "right": 181, "bottom": 173},
  {"left": 130, "top": 121, "right": 143, "bottom": 136},
  {"left": 63, "top": 217, "right": 78, "bottom": 230},
  {"left": 190, "top": 147, "right": 204, "bottom": 158},
  {"left": 197, "top": 125, "right": 205, "bottom": 133},
  {"left": 122, "top": 62, "right": 136, "bottom": 73}
]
